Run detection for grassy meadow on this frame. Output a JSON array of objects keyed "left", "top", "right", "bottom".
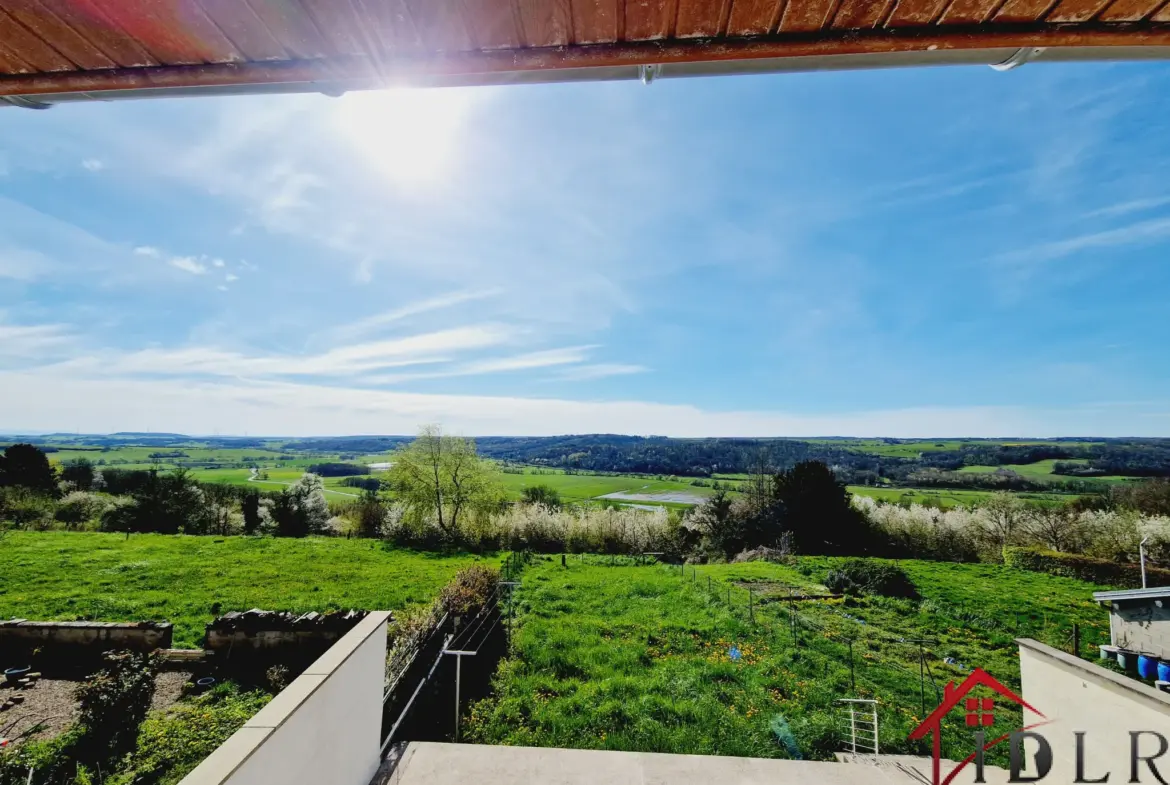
[
  {"left": 0, "top": 532, "right": 496, "bottom": 647},
  {"left": 495, "top": 468, "right": 713, "bottom": 504},
  {"left": 468, "top": 555, "right": 1110, "bottom": 763}
]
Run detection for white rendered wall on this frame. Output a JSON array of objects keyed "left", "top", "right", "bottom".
[{"left": 179, "top": 610, "right": 391, "bottom": 785}]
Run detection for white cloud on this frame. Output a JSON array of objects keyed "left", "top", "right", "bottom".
[
  {"left": 169, "top": 256, "right": 208, "bottom": 275},
  {"left": 554, "top": 363, "right": 648, "bottom": 381},
  {"left": 0, "top": 248, "right": 55, "bottom": 281},
  {"left": 996, "top": 215, "right": 1170, "bottom": 267},
  {"left": 327, "top": 288, "right": 504, "bottom": 343},
  {"left": 0, "top": 323, "right": 75, "bottom": 361},
  {"left": 4, "top": 369, "right": 1169, "bottom": 437},
  {"left": 52, "top": 325, "right": 515, "bottom": 379},
  {"left": 224, "top": 273, "right": 238, "bottom": 282},
  {"left": 1084, "top": 196, "right": 1170, "bottom": 219},
  {"left": 364, "top": 346, "right": 597, "bottom": 385},
  {"left": 135, "top": 245, "right": 217, "bottom": 276},
  {"left": 81, "top": 158, "right": 104, "bottom": 172}
]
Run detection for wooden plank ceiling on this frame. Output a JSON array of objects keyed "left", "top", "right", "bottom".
[{"left": 0, "top": 0, "right": 1169, "bottom": 98}]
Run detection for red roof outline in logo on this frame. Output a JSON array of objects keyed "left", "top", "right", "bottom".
[{"left": 908, "top": 667, "right": 1046, "bottom": 785}]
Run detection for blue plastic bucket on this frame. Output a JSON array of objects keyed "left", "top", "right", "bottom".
[
  {"left": 1138, "top": 655, "right": 1158, "bottom": 680},
  {"left": 1158, "top": 661, "right": 1170, "bottom": 683}
]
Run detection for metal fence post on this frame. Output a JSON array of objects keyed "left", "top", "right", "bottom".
[
  {"left": 848, "top": 639, "right": 856, "bottom": 690},
  {"left": 454, "top": 652, "right": 462, "bottom": 742}
]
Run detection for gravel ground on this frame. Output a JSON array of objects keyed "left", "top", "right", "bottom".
[{"left": 0, "top": 671, "right": 191, "bottom": 744}]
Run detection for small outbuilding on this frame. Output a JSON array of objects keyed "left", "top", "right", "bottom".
[{"left": 1094, "top": 586, "right": 1170, "bottom": 658}]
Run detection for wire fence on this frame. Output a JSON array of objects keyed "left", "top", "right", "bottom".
[{"left": 664, "top": 561, "right": 1100, "bottom": 725}]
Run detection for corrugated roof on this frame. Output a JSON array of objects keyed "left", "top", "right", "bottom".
[{"left": 1, "top": 0, "right": 1169, "bottom": 104}]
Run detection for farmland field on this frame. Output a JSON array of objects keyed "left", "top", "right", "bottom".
[
  {"left": 845, "top": 485, "right": 1080, "bottom": 507},
  {"left": 468, "top": 556, "right": 1109, "bottom": 763},
  {"left": 495, "top": 468, "right": 715, "bottom": 504},
  {"left": 0, "top": 532, "right": 496, "bottom": 647},
  {"left": 188, "top": 467, "right": 366, "bottom": 496}
]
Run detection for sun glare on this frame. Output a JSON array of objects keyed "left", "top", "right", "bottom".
[{"left": 333, "top": 88, "right": 476, "bottom": 187}]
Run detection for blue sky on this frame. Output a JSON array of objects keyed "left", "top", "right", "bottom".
[{"left": 1, "top": 60, "right": 1169, "bottom": 437}]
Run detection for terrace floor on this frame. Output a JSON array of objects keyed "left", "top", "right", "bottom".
[{"left": 379, "top": 743, "right": 1010, "bottom": 784}]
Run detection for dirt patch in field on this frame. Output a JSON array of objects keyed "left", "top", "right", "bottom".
[{"left": 732, "top": 580, "right": 838, "bottom": 601}]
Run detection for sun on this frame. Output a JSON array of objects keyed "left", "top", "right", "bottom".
[{"left": 333, "top": 87, "right": 477, "bottom": 187}]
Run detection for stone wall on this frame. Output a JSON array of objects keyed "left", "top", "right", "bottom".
[{"left": 0, "top": 619, "right": 172, "bottom": 656}]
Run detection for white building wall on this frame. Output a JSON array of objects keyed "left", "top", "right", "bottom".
[
  {"left": 179, "top": 610, "right": 391, "bottom": 785},
  {"left": 1018, "top": 638, "right": 1170, "bottom": 784}
]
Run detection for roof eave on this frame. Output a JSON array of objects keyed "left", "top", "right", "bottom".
[{"left": 4, "top": 28, "right": 1170, "bottom": 105}]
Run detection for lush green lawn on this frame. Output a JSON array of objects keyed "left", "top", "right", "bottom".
[
  {"left": 469, "top": 556, "right": 1109, "bottom": 763},
  {"left": 0, "top": 532, "right": 495, "bottom": 647}
]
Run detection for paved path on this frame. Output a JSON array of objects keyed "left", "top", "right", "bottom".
[{"left": 377, "top": 743, "right": 1012, "bottom": 785}]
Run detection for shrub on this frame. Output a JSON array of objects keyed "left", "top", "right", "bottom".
[
  {"left": 55, "top": 491, "right": 117, "bottom": 529},
  {"left": 73, "top": 650, "right": 159, "bottom": 769},
  {"left": 823, "top": 559, "right": 919, "bottom": 599},
  {"left": 0, "top": 486, "right": 56, "bottom": 529},
  {"left": 440, "top": 564, "right": 499, "bottom": 616},
  {"left": 1003, "top": 546, "right": 1170, "bottom": 588},
  {"left": 110, "top": 684, "right": 271, "bottom": 785},
  {"left": 520, "top": 485, "right": 563, "bottom": 509}
]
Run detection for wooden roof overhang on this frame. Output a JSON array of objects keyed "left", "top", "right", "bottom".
[{"left": 1, "top": 0, "right": 1169, "bottom": 105}]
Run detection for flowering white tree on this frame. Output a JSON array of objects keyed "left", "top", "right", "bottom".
[{"left": 289, "top": 472, "right": 330, "bottom": 535}]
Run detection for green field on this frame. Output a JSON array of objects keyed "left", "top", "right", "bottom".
[
  {"left": 495, "top": 468, "right": 713, "bottom": 504},
  {"left": 847, "top": 484, "right": 1082, "bottom": 508},
  {"left": 468, "top": 555, "right": 1109, "bottom": 763},
  {"left": 189, "top": 467, "right": 366, "bottom": 497},
  {"left": 958, "top": 458, "right": 1082, "bottom": 478},
  {"left": 0, "top": 532, "right": 495, "bottom": 647}
]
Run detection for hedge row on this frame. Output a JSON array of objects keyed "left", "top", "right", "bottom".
[{"left": 1003, "top": 546, "right": 1170, "bottom": 589}]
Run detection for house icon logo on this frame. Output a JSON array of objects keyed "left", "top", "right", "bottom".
[{"left": 908, "top": 668, "right": 1048, "bottom": 785}]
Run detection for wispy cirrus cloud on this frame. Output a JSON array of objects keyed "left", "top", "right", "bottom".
[
  {"left": 326, "top": 288, "right": 505, "bottom": 343},
  {"left": 552, "top": 363, "right": 648, "bottom": 381},
  {"left": 0, "top": 322, "right": 76, "bottom": 362},
  {"left": 363, "top": 345, "right": 597, "bottom": 385},
  {"left": 994, "top": 214, "right": 1170, "bottom": 267},
  {"left": 47, "top": 324, "right": 516, "bottom": 379},
  {"left": 1084, "top": 196, "right": 1170, "bottom": 219}
]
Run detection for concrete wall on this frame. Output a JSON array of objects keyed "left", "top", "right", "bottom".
[
  {"left": 179, "top": 611, "right": 391, "bottom": 785},
  {"left": 1018, "top": 638, "right": 1170, "bottom": 783},
  {"left": 0, "top": 620, "right": 172, "bottom": 653},
  {"left": 1107, "top": 600, "right": 1170, "bottom": 658}
]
